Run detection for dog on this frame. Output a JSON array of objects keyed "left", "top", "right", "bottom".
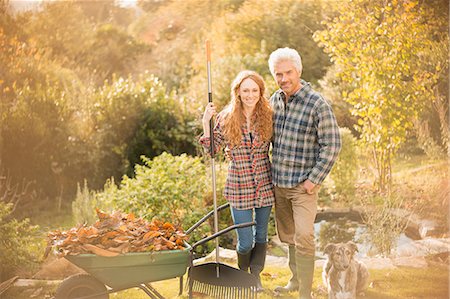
[{"left": 322, "top": 241, "right": 369, "bottom": 299}]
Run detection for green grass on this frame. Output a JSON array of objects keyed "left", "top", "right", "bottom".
[
  {"left": 8, "top": 264, "right": 444, "bottom": 299},
  {"left": 363, "top": 266, "right": 449, "bottom": 299},
  {"left": 392, "top": 154, "right": 441, "bottom": 172},
  {"left": 109, "top": 265, "right": 449, "bottom": 299}
]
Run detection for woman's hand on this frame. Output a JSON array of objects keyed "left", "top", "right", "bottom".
[
  {"left": 203, "top": 103, "right": 216, "bottom": 124},
  {"left": 202, "top": 103, "right": 216, "bottom": 137}
]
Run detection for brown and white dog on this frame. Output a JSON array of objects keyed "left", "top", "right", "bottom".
[{"left": 322, "top": 241, "right": 369, "bottom": 299}]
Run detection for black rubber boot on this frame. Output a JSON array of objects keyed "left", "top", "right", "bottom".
[
  {"left": 237, "top": 250, "right": 252, "bottom": 272},
  {"left": 250, "top": 242, "right": 267, "bottom": 292},
  {"left": 274, "top": 245, "right": 299, "bottom": 293},
  {"left": 296, "top": 254, "right": 315, "bottom": 299}
]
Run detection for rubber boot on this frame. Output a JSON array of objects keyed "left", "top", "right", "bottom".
[
  {"left": 237, "top": 250, "right": 252, "bottom": 272},
  {"left": 296, "top": 254, "right": 315, "bottom": 299},
  {"left": 274, "top": 245, "right": 299, "bottom": 292},
  {"left": 249, "top": 242, "right": 267, "bottom": 292}
]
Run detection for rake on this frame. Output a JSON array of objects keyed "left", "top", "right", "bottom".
[{"left": 187, "top": 40, "right": 259, "bottom": 299}]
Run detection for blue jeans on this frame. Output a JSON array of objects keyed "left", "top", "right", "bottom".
[{"left": 230, "top": 206, "right": 272, "bottom": 254}]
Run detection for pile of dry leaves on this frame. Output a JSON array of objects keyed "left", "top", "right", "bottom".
[{"left": 46, "top": 209, "right": 189, "bottom": 257}]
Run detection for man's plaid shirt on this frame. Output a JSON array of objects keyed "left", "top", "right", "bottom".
[
  {"left": 270, "top": 80, "right": 341, "bottom": 188},
  {"left": 200, "top": 113, "right": 275, "bottom": 210}
]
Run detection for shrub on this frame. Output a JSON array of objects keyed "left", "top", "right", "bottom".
[
  {"left": 360, "top": 195, "right": 408, "bottom": 257},
  {"left": 98, "top": 153, "right": 208, "bottom": 220},
  {"left": 329, "top": 128, "right": 359, "bottom": 203},
  {"left": 72, "top": 180, "right": 99, "bottom": 225},
  {"left": 0, "top": 203, "right": 40, "bottom": 280},
  {"left": 92, "top": 152, "right": 226, "bottom": 253}
]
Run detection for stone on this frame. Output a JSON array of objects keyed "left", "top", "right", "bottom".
[
  {"left": 361, "top": 257, "right": 396, "bottom": 269},
  {"left": 394, "top": 238, "right": 450, "bottom": 257},
  {"left": 393, "top": 256, "right": 428, "bottom": 268}
]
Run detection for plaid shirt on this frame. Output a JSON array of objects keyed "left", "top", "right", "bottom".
[
  {"left": 270, "top": 80, "right": 341, "bottom": 188},
  {"left": 199, "top": 113, "right": 275, "bottom": 210}
]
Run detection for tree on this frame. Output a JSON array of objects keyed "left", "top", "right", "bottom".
[
  {"left": 84, "top": 74, "right": 198, "bottom": 182},
  {"left": 22, "top": 1, "right": 148, "bottom": 85},
  {"left": 314, "top": 0, "right": 441, "bottom": 192},
  {"left": 183, "top": 0, "right": 335, "bottom": 111},
  {"left": 415, "top": 0, "right": 449, "bottom": 156}
]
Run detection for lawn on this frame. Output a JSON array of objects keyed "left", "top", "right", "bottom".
[{"left": 4, "top": 264, "right": 448, "bottom": 298}]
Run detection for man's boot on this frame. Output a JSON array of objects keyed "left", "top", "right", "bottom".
[
  {"left": 296, "top": 254, "right": 315, "bottom": 299},
  {"left": 274, "top": 245, "right": 299, "bottom": 292},
  {"left": 249, "top": 242, "right": 267, "bottom": 292},
  {"left": 237, "top": 250, "right": 252, "bottom": 272}
]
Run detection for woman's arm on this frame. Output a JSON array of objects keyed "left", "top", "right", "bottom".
[{"left": 199, "top": 104, "right": 225, "bottom": 155}]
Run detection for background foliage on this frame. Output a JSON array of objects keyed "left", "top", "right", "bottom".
[
  {"left": 0, "top": 0, "right": 448, "bottom": 280},
  {"left": 0, "top": 203, "right": 40, "bottom": 280},
  {"left": 314, "top": 0, "right": 446, "bottom": 192}
]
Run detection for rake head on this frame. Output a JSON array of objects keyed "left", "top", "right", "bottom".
[{"left": 188, "top": 262, "right": 258, "bottom": 299}]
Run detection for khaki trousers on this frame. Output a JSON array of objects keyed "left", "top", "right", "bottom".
[{"left": 274, "top": 183, "right": 318, "bottom": 257}]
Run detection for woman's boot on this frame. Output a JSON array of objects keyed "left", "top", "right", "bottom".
[
  {"left": 250, "top": 242, "right": 267, "bottom": 292},
  {"left": 237, "top": 250, "right": 252, "bottom": 272}
]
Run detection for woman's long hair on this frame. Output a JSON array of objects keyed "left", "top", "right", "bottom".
[{"left": 222, "top": 70, "right": 273, "bottom": 147}]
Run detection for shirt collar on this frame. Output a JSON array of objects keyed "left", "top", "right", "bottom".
[{"left": 278, "top": 79, "right": 311, "bottom": 102}]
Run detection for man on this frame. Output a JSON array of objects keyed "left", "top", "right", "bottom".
[{"left": 268, "top": 47, "right": 341, "bottom": 299}]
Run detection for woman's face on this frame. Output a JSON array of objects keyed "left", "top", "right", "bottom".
[{"left": 238, "top": 78, "right": 260, "bottom": 110}]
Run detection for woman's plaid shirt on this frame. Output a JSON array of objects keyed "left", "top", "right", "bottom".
[
  {"left": 199, "top": 114, "right": 275, "bottom": 210},
  {"left": 270, "top": 80, "right": 341, "bottom": 188}
]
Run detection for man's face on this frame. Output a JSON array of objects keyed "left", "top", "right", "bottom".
[{"left": 273, "top": 60, "right": 301, "bottom": 98}]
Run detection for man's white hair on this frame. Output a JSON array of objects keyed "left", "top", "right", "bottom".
[{"left": 268, "top": 47, "right": 303, "bottom": 77}]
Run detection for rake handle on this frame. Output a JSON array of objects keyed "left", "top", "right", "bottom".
[
  {"left": 185, "top": 203, "right": 230, "bottom": 235},
  {"left": 206, "top": 40, "right": 219, "bottom": 270},
  {"left": 206, "top": 40, "right": 214, "bottom": 158},
  {"left": 191, "top": 221, "right": 256, "bottom": 250}
]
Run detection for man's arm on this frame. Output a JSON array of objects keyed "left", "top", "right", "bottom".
[{"left": 307, "top": 99, "right": 341, "bottom": 188}]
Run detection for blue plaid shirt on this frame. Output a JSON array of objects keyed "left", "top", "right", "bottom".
[{"left": 270, "top": 80, "right": 341, "bottom": 188}]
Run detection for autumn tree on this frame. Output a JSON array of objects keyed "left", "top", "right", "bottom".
[{"left": 314, "top": 0, "right": 442, "bottom": 192}]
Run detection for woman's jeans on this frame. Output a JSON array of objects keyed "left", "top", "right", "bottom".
[{"left": 230, "top": 205, "right": 272, "bottom": 254}]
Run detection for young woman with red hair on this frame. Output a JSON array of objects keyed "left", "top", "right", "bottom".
[{"left": 200, "top": 70, "right": 274, "bottom": 291}]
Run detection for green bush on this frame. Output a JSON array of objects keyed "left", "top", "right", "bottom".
[
  {"left": 361, "top": 195, "right": 407, "bottom": 257},
  {"left": 329, "top": 128, "right": 359, "bottom": 203},
  {"left": 72, "top": 180, "right": 100, "bottom": 225},
  {"left": 91, "top": 152, "right": 227, "bottom": 253},
  {"left": 98, "top": 153, "right": 208, "bottom": 221},
  {"left": 0, "top": 203, "right": 40, "bottom": 280}
]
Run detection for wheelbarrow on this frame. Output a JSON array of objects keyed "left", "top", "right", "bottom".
[{"left": 54, "top": 203, "right": 258, "bottom": 299}]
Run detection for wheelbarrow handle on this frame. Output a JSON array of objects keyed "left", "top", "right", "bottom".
[
  {"left": 190, "top": 221, "right": 255, "bottom": 250},
  {"left": 185, "top": 202, "right": 230, "bottom": 235}
]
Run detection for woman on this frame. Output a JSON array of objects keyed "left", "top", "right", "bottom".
[{"left": 200, "top": 70, "right": 274, "bottom": 291}]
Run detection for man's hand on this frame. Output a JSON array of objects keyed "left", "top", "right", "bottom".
[{"left": 303, "top": 179, "right": 317, "bottom": 195}]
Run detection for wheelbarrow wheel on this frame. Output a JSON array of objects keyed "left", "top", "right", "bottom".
[{"left": 55, "top": 273, "right": 108, "bottom": 299}]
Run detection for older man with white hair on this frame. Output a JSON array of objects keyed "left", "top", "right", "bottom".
[{"left": 268, "top": 47, "right": 341, "bottom": 299}]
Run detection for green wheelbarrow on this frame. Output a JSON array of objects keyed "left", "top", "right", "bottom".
[{"left": 54, "top": 203, "right": 258, "bottom": 299}]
